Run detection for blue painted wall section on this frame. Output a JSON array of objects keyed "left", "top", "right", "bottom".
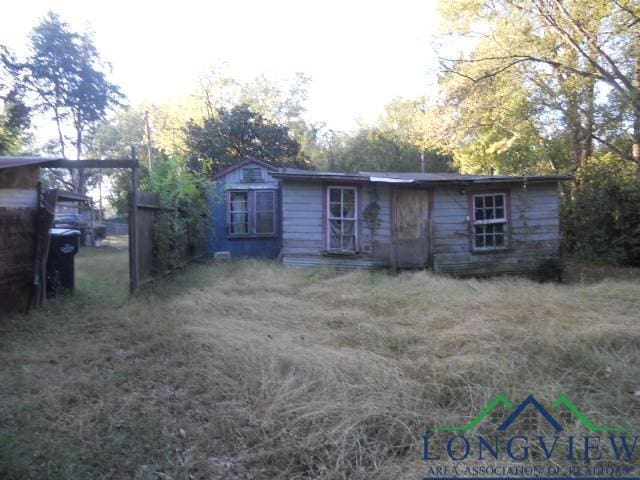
[{"left": 206, "top": 160, "right": 282, "bottom": 258}]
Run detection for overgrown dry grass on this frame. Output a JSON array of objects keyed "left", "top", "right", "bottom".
[{"left": 1, "top": 249, "right": 640, "bottom": 479}]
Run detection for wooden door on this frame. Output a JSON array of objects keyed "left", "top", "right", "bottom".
[{"left": 393, "top": 189, "right": 429, "bottom": 268}]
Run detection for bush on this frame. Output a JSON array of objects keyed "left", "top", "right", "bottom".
[
  {"left": 562, "top": 154, "right": 640, "bottom": 266},
  {"left": 535, "top": 257, "right": 564, "bottom": 283}
]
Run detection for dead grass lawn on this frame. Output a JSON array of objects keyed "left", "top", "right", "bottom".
[{"left": 1, "top": 248, "right": 640, "bottom": 479}]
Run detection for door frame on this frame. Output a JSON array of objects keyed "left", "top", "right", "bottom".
[{"left": 390, "top": 187, "right": 434, "bottom": 269}]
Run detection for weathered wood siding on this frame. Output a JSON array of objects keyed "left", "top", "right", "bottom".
[
  {"left": 281, "top": 182, "right": 393, "bottom": 270},
  {"left": 0, "top": 166, "right": 39, "bottom": 314},
  {"left": 432, "top": 183, "right": 561, "bottom": 275},
  {"left": 280, "top": 179, "right": 562, "bottom": 275}
]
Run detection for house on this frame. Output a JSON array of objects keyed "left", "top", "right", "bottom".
[
  {"left": 268, "top": 170, "right": 571, "bottom": 275},
  {"left": 207, "top": 158, "right": 282, "bottom": 259}
]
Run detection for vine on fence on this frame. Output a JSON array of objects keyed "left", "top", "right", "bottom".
[{"left": 145, "top": 156, "right": 210, "bottom": 273}]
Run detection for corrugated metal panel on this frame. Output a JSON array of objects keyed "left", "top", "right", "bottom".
[{"left": 282, "top": 254, "right": 382, "bottom": 271}]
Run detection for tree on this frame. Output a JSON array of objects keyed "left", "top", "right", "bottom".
[
  {"left": 435, "top": 0, "right": 640, "bottom": 174},
  {"left": 184, "top": 103, "right": 310, "bottom": 174},
  {"left": 3, "top": 12, "right": 123, "bottom": 192},
  {"left": 0, "top": 51, "right": 30, "bottom": 154}
]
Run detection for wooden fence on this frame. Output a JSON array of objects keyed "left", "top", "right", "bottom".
[{"left": 129, "top": 188, "right": 206, "bottom": 292}]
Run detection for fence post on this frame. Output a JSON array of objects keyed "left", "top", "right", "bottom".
[{"left": 129, "top": 147, "right": 139, "bottom": 294}]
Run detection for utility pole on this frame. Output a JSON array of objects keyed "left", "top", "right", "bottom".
[
  {"left": 420, "top": 151, "right": 425, "bottom": 173},
  {"left": 144, "top": 111, "right": 153, "bottom": 172}
]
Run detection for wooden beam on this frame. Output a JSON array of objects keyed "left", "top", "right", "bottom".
[
  {"left": 129, "top": 147, "right": 139, "bottom": 294},
  {"left": 43, "top": 159, "right": 139, "bottom": 169}
]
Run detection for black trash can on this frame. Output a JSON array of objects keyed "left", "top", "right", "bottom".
[{"left": 46, "top": 228, "right": 81, "bottom": 296}]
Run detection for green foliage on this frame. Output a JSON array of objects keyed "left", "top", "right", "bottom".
[
  {"left": 562, "top": 154, "right": 640, "bottom": 266},
  {"left": 184, "top": 103, "right": 311, "bottom": 174},
  {"left": 0, "top": 51, "right": 31, "bottom": 154},
  {"left": 3, "top": 11, "right": 123, "bottom": 193},
  {"left": 146, "top": 156, "right": 210, "bottom": 273},
  {"left": 328, "top": 127, "right": 452, "bottom": 173}
]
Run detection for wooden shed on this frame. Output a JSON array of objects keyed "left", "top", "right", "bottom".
[
  {"left": 271, "top": 170, "right": 572, "bottom": 275},
  {"left": 207, "top": 157, "right": 282, "bottom": 259},
  {"left": 0, "top": 158, "right": 49, "bottom": 313}
]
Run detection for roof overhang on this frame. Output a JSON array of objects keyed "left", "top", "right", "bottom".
[
  {"left": 0, "top": 157, "right": 138, "bottom": 169},
  {"left": 271, "top": 171, "right": 573, "bottom": 185},
  {"left": 56, "top": 190, "right": 92, "bottom": 203}
]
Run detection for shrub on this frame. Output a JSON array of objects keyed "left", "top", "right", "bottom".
[
  {"left": 535, "top": 257, "right": 564, "bottom": 283},
  {"left": 562, "top": 154, "right": 640, "bottom": 266}
]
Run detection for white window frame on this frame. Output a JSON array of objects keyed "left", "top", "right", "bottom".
[
  {"left": 472, "top": 192, "right": 508, "bottom": 252},
  {"left": 326, "top": 185, "right": 358, "bottom": 252}
]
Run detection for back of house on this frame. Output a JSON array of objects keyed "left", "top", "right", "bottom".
[{"left": 269, "top": 170, "right": 570, "bottom": 276}]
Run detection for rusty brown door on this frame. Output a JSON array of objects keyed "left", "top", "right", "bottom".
[{"left": 393, "top": 189, "right": 429, "bottom": 268}]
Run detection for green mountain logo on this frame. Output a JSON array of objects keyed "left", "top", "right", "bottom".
[{"left": 435, "top": 394, "right": 624, "bottom": 433}]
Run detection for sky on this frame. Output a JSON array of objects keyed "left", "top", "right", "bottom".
[{"left": 1, "top": 0, "right": 441, "bottom": 132}]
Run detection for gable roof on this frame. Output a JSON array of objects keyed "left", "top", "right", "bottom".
[
  {"left": 212, "top": 157, "right": 278, "bottom": 180},
  {"left": 271, "top": 169, "right": 572, "bottom": 184}
]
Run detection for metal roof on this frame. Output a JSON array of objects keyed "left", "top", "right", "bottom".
[
  {"left": 57, "top": 191, "right": 92, "bottom": 203},
  {"left": 271, "top": 169, "right": 573, "bottom": 184},
  {"left": 0, "top": 156, "right": 63, "bottom": 169}
]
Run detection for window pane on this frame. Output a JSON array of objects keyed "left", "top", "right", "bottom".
[
  {"left": 495, "top": 234, "right": 505, "bottom": 246},
  {"left": 329, "top": 219, "right": 341, "bottom": 248},
  {"left": 343, "top": 189, "right": 355, "bottom": 204},
  {"left": 329, "top": 188, "right": 341, "bottom": 202},
  {"left": 256, "top": 212, "right": 274, "bottom": 234},
  {"left": 475, "top": 208, "right": 484, "bottom": 221},
  {"left": 495, "top": 207, "right": 504, "bottom": 219},
  {"left": 475, "top": 235, "right": 485, "bottom": 248},
  {"left": 486, "top": 224, "right": 494, "bottom": 234},
  {"left": 230, "top": 213, "right": 248, "bottom": 234},
  {"left": 494, "top": 223, "right": 504, "bottom": 233},
  {"left": 475, "top": 197, "right": 483, "bottom": 209},
  {"left": 230, "top": 192, "right": 248, "bottom": 211},
  {"left": 343, "top": 202, "right": 355, "bottom": 218},
  {"left": 484, "top": 207, "right": 494, "bottom": 220},
  {"left": 475, "top": 225, "right": 484, "bottom": 235},
  {"left": 486, "top": 235, "right": 494, "bottom": 247},
  {"left": 255, "top": 191, "right": 274, "bottom": 211},
  {"left": 343, "top": 219, "right": 355, "bottom": 235},
  {"left": 343, "top": 235, "right": 356, "bottom": 250},
  {"left": 495, "top": 195, "right": 504, "bottom": 207},
  {"left": 330, "top": 203, "right": 341, "bottom": 217},
  {"left": 485, "top": 196, "right": 493, "bottom": 207}
]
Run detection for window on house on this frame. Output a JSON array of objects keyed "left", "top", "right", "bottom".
[
  {"left": 255, "top": 190, "right": 276, "bottom": 234},
  {"left": 228, "top": 190, "right": 277, "bottom": 236},
  {"left": 242, "top": 167, "right": 263, "bottom": 182},
  {"left": 327, "top": 186, "right": 357, "bottom": 251},
  {"left": 473, "top": 193, "right": 507, "bottom": 250},
  {"left": 229, "top": 191, "right": 249, "bottom": 234}
]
